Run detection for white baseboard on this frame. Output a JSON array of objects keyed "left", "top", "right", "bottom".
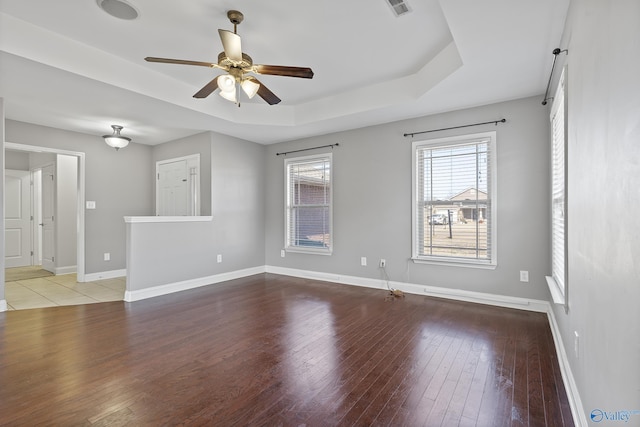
[
  {"left": 266, "top": 265, "right": 548, "bottom": 312},
  {"left": 84, "top": 269, "right": 127, "bottom": 282},
  {"left": 0, "top": 299, "right": 7, "bottom": 312},
  {"left": 55, "top": 265, "right": 77, "bottom": 275},
  {"left": 547, "top": 307, "right": 588, "bottom": 426},
  {"left": 267, "top": 265, "right": 583, "bottom": 426},
  {"left": 124, "top": 266, "right": 266, "bottom": 302},
  {"left": 113, "top": 263, "right": 585, "bottom": 426}
]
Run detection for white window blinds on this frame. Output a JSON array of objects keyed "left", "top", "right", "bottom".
[
  {"left": 413, "top": 132, "right": 496, "bottom": 265},
  {"left": 550, "top": 69, "right": 567, "bottom": 296},
  {"left": 285, "top": 154, "right": 332, "bottom": 254}
]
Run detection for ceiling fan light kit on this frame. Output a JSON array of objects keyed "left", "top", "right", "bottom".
[
  {"left": 102, "top": 125, "right": 131, "bottom": 150},
  {"left": 219, "top": 87, "right": 237, "bottom": 103},
  {"left": 217, "top": 74, "right": 236, "bottom": 92},
  {"left": 144, "top": 10, "right": 314, "bottom": 107},
  {"left": 241, "top": 78, "right": 260, "bottom": 99}
]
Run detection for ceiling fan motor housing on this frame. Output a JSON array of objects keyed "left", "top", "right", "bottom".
[{"left": 217, "top": 52, "right": 253, "bottom": 69}]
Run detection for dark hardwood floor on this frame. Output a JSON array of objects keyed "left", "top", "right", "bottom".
[{"left": 0, "top": 273, "right": 574, "bottom": 426}]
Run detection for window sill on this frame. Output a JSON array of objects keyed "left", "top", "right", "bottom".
[
  {"left": 545, "top": 276, "right": 565, "bottom": 305},
  {"left": 286, "top": 248, "right": 332, "bottom": 256},
  {"left": 411, "top": 257, "right": 497, "bottom": 270}
]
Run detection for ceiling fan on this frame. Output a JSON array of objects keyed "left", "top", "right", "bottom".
[{"left": 145, "top": 10, "right": 314, "bottom": 106}]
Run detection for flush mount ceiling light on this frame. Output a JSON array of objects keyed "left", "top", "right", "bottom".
[
  {"left": 96, "top": 0, "right": 139, "bottom": 20},
  {"left": 102, "top": 125, "right": 131, "bottom": 151}
]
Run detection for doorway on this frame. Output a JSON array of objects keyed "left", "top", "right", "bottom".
[{"left": 4, "top": 143, "right": 85, "bottom": 282}]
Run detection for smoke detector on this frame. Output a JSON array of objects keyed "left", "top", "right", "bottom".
[{"left": 97, "top": 0, "right": 139, "bottom": 20}]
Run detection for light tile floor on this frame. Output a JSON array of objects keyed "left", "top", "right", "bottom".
[{"left": 5, "top": 274, "right": 125, "bottom": 310}]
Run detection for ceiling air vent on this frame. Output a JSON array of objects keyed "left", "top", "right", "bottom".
[{"left": 386, "top": 0, "right": 412, "bottom": 17}]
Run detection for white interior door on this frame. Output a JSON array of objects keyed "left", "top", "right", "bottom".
[
  {"left": 5, "top": 169, "right": 32, "bottom": 268},
  {"left": 41, "top": 164, "right": 55, "bottom": 273},
  {"left": 157, "top": 159, "right": 189, "bottom": 216}
]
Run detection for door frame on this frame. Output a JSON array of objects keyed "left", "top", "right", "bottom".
[
  {"left": 155, "top": 154, "right": 200, "bottom": 216},
  {"left": 4, "top": 142, "right": 86, "bottom": 282},
  {"left": 40, "top": 162, "right": 56, "bottom": 274},
  {"left": 31, "top": 168, "right": 42, "bottom": 266}
]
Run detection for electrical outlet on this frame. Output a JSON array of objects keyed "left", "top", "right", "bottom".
[
  {"left": 103, "top": 252, "right": 110, "bottom": 261},
  {"left": 379, "top": 259, "right": 386, "bottom": 268},
  {"left": 519, "top": 270, "right": 529, "bottom": 282},
  {"left": 360, "top": 257, "right": 367, "bottom": 266},
  {"left": 217, "top": 254, "right": 222, "bottom": 263},
  {"left": 280, "top": 249, "right": 285, "bottom": 258}
]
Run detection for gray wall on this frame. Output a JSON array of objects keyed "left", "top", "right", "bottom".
[
  {"left": 5, "top": 120, "right": 154, "bottom": 274},
  {"left": 552, "top": 0, "right": 640, "bottom": 419},
  {"left": 126, "top": 131, "right": 265, "bottom": 290},
  {"left": 151, "top": 132, "right": 212, "bottom": 216},
  {"left": 210, "top": 132, "right": 266, "bottom": 271},
  {"left": 28, "top": 152, "right": 55, "bottom": 169},
  {"left": 56, "top": 154, "right": 78, "bottom": 270},
  {"left": 5, "top": 150, "right": 29, "bottom": 170},
  {"left": 2, "top": 121, "right": 264, "bottom": 284},
  {"left": 266, "top": 96, "right": 551, "bottom": 301}
]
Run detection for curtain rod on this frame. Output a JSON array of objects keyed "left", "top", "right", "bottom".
[
  {"left": 541, "top": 48, "right": 568, "bottom": 105},
  {"left": 276, "top": 143, "right": 339, "bottom": 156},
  {"left": 403, "top": 119, "right": 506, "bottom": 138}
]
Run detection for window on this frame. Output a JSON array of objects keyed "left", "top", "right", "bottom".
[
  {"left": 412, "top": 131, "right": 497, "bottom": 266},
  {"left": 546, "top": 67, "right": 568, "bottom": 306},
  {"left": 285, "top": 154, "right": 332, "bottom": 254}
]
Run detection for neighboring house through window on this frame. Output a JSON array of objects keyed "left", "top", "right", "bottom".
[
  {"left": 412, "top": 131, "right": 497, "bottom": 267},
  {"left": 285, "top": 153, "right": 332, "bottom": 254}
]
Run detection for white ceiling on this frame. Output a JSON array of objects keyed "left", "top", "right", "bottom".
[{"left": 0, "top": 0, "right": 569, "bottom": 145}]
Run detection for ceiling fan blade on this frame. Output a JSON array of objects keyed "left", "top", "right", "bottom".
[
  {"left": 254, "top": 65, "right": 314, "bottom": 79},
  {"left": 251, "top": 78, "right": 281, "bottom": 105},
  {"left": 145, "top": 57, "right": 219, "bottom": 68},
  {"left": 218, "top": 29, "right": 243, "bottom": 62},
  {"left": 193, "top": 77, "right": 220, "bottom": 99}
]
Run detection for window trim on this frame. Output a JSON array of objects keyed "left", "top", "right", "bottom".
[
  {"left": 546, "top": 66, "right": 569, "bottom": 310},
  {"left": 411, "top": 131, "right": 497, "bottom": 268},
  {"left": 284, "top": 153, "right": 333, "bottom": 255}
]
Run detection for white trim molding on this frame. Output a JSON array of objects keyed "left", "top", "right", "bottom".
[
  {"left": 55, "top": 265, "right": 77, "bottom": 275},
  {"left": 546, "top": 308, "right": 588, "bottom": 427},
  {"left": 124, "top": 266, "right": 265, "bottom": 302},
  {"left": 0, "top": 299, "right": 7, "bottom": 312},
  {"left": 60, "top": 262, "right": 588, "bottom": 426},
  {"left": 83, "top": 269, "right": 127, "bottom": 282},
  {"left": 266, "top": 265, "right": 548, "bottom": 312},
  {"left": 546, "top": 275, "right": 565, "bottom": 305},
  {"left": 266, "top": 265, "right": 584, "bottom": 426}
]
